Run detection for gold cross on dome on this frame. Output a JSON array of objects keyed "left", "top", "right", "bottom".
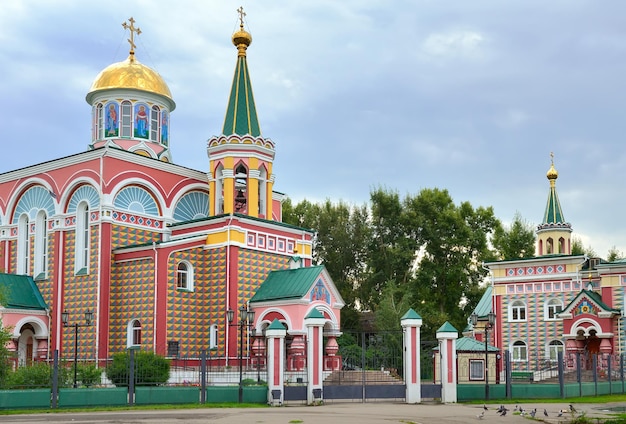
[
  {"left": 237, "top": 6, "right": 246, "bottom": 29},
  {"left": 550, "top": 151, "right": 554, "bottom": 165},
  {"left": 122, "top": 17, "right": 142, "bottom": 55}
]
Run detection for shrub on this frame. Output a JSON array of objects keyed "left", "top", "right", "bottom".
[
  {"left": 4, "top": 362, "right": 52, "bottom": 389},
  {"left": 106, "top": 351, "right": 170, "bottom": 387},
  {"left": 77, "top": 363, "right": 102, "bottom": 387}
]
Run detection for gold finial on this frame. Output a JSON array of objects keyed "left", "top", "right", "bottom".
[
  {"left": 232, "top": 6, "right": 252, "bottom": 54},
  {"left": 237, "top": 6, "right": 246, "bottom": 30},
  {"left": 547, "top": 152, "right": 558, "bottom": 181},
  {"left": 122, "top": 17, "right": 142, "bottom": 60}
]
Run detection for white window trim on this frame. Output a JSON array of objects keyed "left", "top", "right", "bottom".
[
  {"left": 469, "top": 359, "right": 485, "bottom": 381},
  {"left": 544, "top": 298, "right": 563, "bottom": 321},
  {"left": 547, "top": 340, "right": 564, "bottom": 362},
  {"left": 127, "top": 319, "right": 142, "bottom": 348},
  {"left": 176, "top": 260, "right": 194, "bottom": 292},
  {"left": 209, "top": 324, "right": 218, "bottom": 350},
  {"left": 74, "top": 202, "right": 90, "bottom": 275},
  {"left": 509, "top": 300, "right": 527, "bottom": 322},
  {"left": 17, "top": 213, "right": 30, "bottom": 275},
  {"left": 34, "top": 210, "right": 47, "bottom": 279},
  {"left": 511, "top": 340, "right": 528, "bottom": 362}
]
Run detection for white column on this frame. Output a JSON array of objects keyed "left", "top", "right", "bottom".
[
  {"left": 436, "top": 322, "right": 459, "bottom": 403},
  {"left": 401, "top": 308, "right": 423, "bottom": 404},
  {"left": 265, "top": 319, "right": 287, "bottom": 406},
  {"left": 305, "top": 309, "right": 326, "bottom": 405}
]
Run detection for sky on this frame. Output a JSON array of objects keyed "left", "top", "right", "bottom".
[{"left": 1, "top": 1, "right": 625, "bottom": 259}]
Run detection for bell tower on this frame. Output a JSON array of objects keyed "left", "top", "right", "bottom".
[
  {"left": 207, "top": 8, "right": 276, "bottom": 219},
  {"left": 536, "top": 153, "right": 572, "bottom": 255}
]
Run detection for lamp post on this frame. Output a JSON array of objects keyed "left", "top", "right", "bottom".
[
  {"left": 61, "top": 309, "right": 93, "bottom": 388},
  {"left": 471, "top": 311, "right": 496, "bottom": 400},
  {"left": 227, "top": 305, "right": 255, "bottom": 403}
]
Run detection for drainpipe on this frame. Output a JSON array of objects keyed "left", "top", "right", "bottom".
[{"left": 225, "top": 214, "right": 234, "bottom": 366}]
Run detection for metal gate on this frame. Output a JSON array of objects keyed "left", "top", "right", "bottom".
[
  {"left": 324, "top": 331, "right": 405, "bottom": 402},
  {"left": 420, "top": 340, "right": 442, "bottom": 399}
]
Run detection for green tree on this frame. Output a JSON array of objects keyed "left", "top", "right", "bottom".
[
  {"left": 571, "top": 235, "right": 597, "bottom": 257},
  {"left": 0, "top": 288, "right": 13, "bottom": 388},
  {"left": 491, "top": 212, "right": 536, "bottom": 260},
  {"left": 407, "top": 188, "right": 500, "bottom": 339},
  {"left": 607, "top": 245, "right": 624, "bottom": 262},
  {"left": 283, "top": 198, "right": 371, "bottom": 330}
]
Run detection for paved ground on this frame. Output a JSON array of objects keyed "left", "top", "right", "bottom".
[{"left": 3, "top": 402, "right": 626, "bottom": 424}]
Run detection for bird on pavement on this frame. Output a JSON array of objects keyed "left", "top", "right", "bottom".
[
  {"left": 530, "top": 409, "right": 536, "bottom": 418},
  {"left": 483, "top": 404, "right": 488, "bottom": 411},
  {"left": 544, "top": 409, "right": 549, "bottom": 417},
  {"left": 570, "top": 404, "right": 577, "bottom": 413},
  {"left": 476, "top": 411, "right": 485, "bottom": 420}
]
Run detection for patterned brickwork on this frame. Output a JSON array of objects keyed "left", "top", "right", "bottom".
[
  {"left": 238, "top": 248, "right": 290, "bottom": 307},
  {"left": 34, "top": 231, "right": 56, "bottom": 309},
  {"left": 501, "top": 290, "right": 570, "bottom": 368},
  {"left": 61, "top": 226, "right": 100, "bottom": 360},
  {"left": 110, "top": 223, "right": 160, "bottom": 250},
  {"left": 109, "top": 257, "right": 155, "bottom": 353},
  {"left": 167, "top": 247, "right": 227, "bottom": 356}
]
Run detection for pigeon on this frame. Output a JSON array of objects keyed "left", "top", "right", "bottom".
[
  {"left": 557, "top": 411, "right": 563, "bottom": 417},
  {"left": 530, "top": 409, "right": 536, "bottom": 418},
  {"left": 483, "top": 404, "right": 488, "bottom": 411},
  {"left": 477, "top": 411, "right": 485, "bottom": 420},
  {"left": 499, "top": 407, "right": 508, "bottom": 417},
  {"left": 544, "top": 409, "right": 549, "bottom": 417},
  {"left": 570, "top": 404, "right": 577, "bottom": 413}
]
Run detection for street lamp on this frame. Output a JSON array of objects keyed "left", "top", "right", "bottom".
[
  {"left": 471, "top": 311, "right": 496, "bottom": 400},
  {"left": 61, "top": 309, "right": 93, "bottom": 388},
  {"left": 227, "top": 305, "right": 255, "bottom": 403}
]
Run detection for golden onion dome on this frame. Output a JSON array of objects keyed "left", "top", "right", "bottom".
[
  {"left": 86, "top": 54, "right": 175, "bottom": 110},
  {"left": 232, "top": 27, "right": 252, "bottom": 48},
  {"left": 546, "top": 163, "right": 558, "bottom": 180}
]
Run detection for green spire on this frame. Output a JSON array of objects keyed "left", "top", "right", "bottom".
[
  {"left": 541, "top": 155, "right": 567, "bottom": 225},
  {"left": 221, "top": 13, "right": 261, "bottom": 137}
]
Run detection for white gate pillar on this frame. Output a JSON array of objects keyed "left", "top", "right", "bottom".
[
  {"left": 305, "top": 308, "right": 326, "bottom": 405},
  {"left": 436, "top": 321, "right": 458, "bottom": 403},
  {"left": 265, "top": 319, "right": 287, "bottom": 406},
  {"left": 401, "top": 308, "right": 423, "bottom": 404}
]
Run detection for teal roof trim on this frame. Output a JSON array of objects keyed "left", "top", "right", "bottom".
[
  {"left": 268, "top": 319, "right": 286, "bottom": 330},
  {"left": 305, "top": 308, "right": 324, "bottom": 319},
  {"left": 437, "top": 321, "right": 458, "bottom": 333},
  {"left": 250, "top": 266, "right": 326, "bottom": 303},
  {"left": 401, "top": 308, "right": 422, "bottom": 320},
  {"left": 433, "top": 336, "right": 499, "bottom": 352},
  {"left": 222, "top": 55, "right": 261, "bottom": 137},
  {"left": 473, "top": 286, "right": 493, "bottom": 318},
  {"left": 0, "top": 273, "right": 48, "bottom": 310}
]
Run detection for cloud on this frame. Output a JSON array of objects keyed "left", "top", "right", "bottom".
[{"left": 421, "top": 30, "right": 486, "bottom": 60}]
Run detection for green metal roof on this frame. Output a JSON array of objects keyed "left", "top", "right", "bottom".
[
  {"left": 250, "top": 265, "right": 326, "bottom": 303},
  {"left": 433, "top": 336, "right": 499, "bottom": 352},
  {"left": 542, "top": 182, "right": 566, "bottom": 225},
  {"left": 305, "top": 308, "right": 325, "bottom": 319},
  {"left": 222, "top": 50, "right": 261, "bottom": 137},
  {"left": 401, "top": 308, "right": 422, "bottom": 320},
  {"left": 0, "top": 273, "right": 48, "bottom": 310},
  {"left": 473, "top": 285, "right": 493, "bottom": 318},
  {"left": 437, "top": 321, "right": 458, "bottom": 333}
]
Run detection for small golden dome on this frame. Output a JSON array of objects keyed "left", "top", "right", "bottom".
[
  {"left": 546, "top": 163, "right": 558, "bottom": 180},
  {"left": 232, "top": 28, "right": 252, "bottom": 48},
  {"left": 86, "top": 55, "right": 175, "bottom": 109}
]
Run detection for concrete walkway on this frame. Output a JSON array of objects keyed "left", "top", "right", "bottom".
[{"left": 4, "top": 402, "right": 625, "bottom": 424}]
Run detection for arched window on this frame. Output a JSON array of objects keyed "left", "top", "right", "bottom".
[
  {"left": 547, "top": 340, "right": 564, "bottom": 361},
  {"left": 258, "top": 166, "right": 267, "bottom": 218},
  {"left": 234, "top": 163, "right": 248, "bottom": 214},
  {"left": 121, "top": 101, "right": 132, "bottom": 137},
  {"left": 509, "top": 300, "right": 526, "bottom": 322},
  {"left": 512, "top": 340, "right": 528, "bottom": 362},
  {"left": 17, "top": 214, "right": 30, "bottom": 274},
  {"left": 34, "top": 210, "right": 47, "bottom": 279},
  {"left": 546, "top": 237, "right": 554, "bottom": 254},
  {"left": 95, "top": 103, "right": 104, "bottom": 140},
  {"left": 150, "top": 106, "right": 160, "bottom": 142},
  {"left": 75, "top": 202, "right": 90, "bottom": 274},
  {"left": 209, "top": 324, "right": 218, "bottom": 349},
  {"left": 128, "top": 320, "right": 142, "bottom": 347},
  {"left": 176, "top": 261, "right": 194, "bottom": 291},
  {"left": 558, "top": 237, "right": 566, "bottom": 254},
  {"left": 173, "top": 191, "right": 209, "bottom": 222},
  {"left": 215, "top": 164, "right": 224, "bottom": 214},
  {"left": 114, "top": 186, "right": 159, "bottom": 216},
  {"left": 545, "top": 298, "right": 563, "bottom": 320}
]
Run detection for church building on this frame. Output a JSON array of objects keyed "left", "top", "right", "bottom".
[
  {"left": 0, "top": 13, "right": 343, "bottom": 368},
  {"left": 472, "top": 157, "right": 625, "bottom": 377}
]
